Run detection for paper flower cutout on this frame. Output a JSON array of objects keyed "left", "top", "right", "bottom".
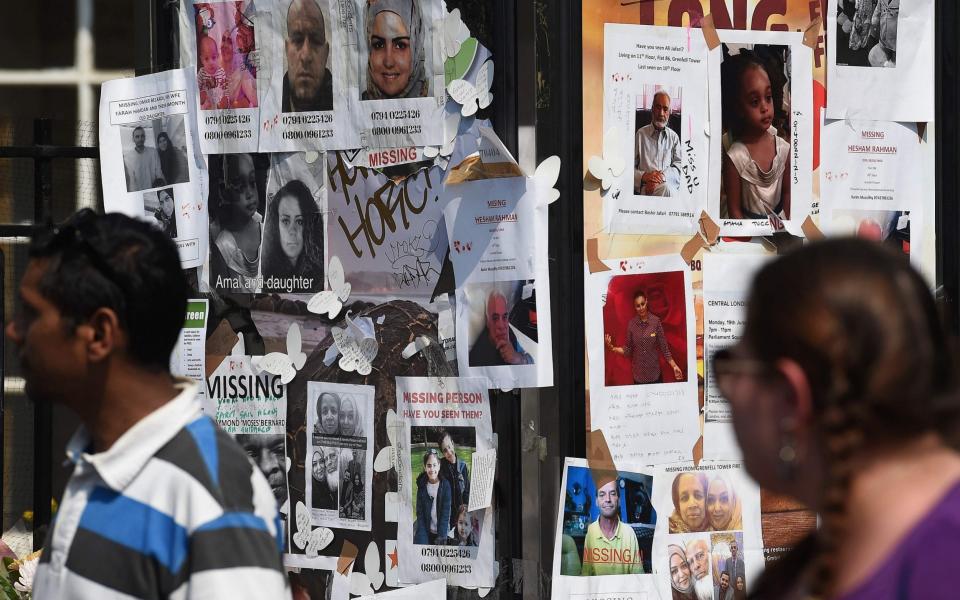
[
  {"left": 533, "top": 155, "right": 561, "bottom": 204},
  {"left": 442, "top": 8, "right": 470, "bottom": 58},
  {"left": 292, "top": 500, "right": 334, "bottom": 558},
  {"left": 449, "top": 60, "right": 493, "bottom": 117},
  {"left": 251, "top": 322, "right": 307, "bottom": 384},
  {"left": 587, "top": 128, "right": 626, "bottom": 190},
  {"left": 423, "top": 112, "right": 462, "bottom": 159},
  {"left": 331, "top": 313, "right": 378, "bottom": 376},
  {"left": 307, "top": 256, "right": 351, "bottom": 318},
  {"left": 349, "top": 541, "right": 385, "bottom": 595}
]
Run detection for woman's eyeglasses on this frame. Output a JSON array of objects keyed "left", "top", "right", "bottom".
[{"left": 711, "top": 346, "right": 774, "bottom": 399}]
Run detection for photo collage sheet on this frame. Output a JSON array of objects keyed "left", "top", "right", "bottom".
[
  {"left": 571, "top": 1, "right": 935, "bottom": 599},
  {"left": 96, "top": 1, "right": 563, "bottom": 598}
]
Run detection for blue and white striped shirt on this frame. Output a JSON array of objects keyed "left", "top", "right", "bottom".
[{"left": 33, "top": 380, "right": 290, "bottom": 599}]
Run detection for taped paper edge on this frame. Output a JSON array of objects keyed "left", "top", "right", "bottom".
[
  {"left": 803, "top": 16, "right": 822, "bottom": 49},
  {"left": 337, "top": 540, "right": 359, "bottom": 575},
  {"left": 801, "top": 215, "right": 824, "bottom": 240},
  {"left": 586, "top": 429, "right": 618, "bottom": 490},
  {"left": 586, "top": 238, "right": 611, "bottom": 273},
  {"left": 701, "top": 14, "right": 720, "bottom": 51}
]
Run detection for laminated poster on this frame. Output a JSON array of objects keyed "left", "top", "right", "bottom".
[
  {"left": 444, "top": 174, "right": 554, "bottom": 390},
  {"left": 550, "top": 457, "right": 660, "bottom": 600},
  {"left": 601, "top": 24, "right": 710, "bottom": 235},
  {"left": 650, "top": 462, "right": 762, "bottom": 600},
  {"left": 586, "top": 254, "right": 699, "bottom": 466},
  {"left": 819, "top": 114, "right": 922, "bottom": 266},
  {"left": 99, "top": 68, "right": 209, "bottom": 269},
  {"left": 395, "top": 376, "right": 495, "bottom": 588},
  {"left": 305, "top": 381, "right": 375, "bottom": 532},
  {"left": 178, "top": 0, "right": 261, "bottom": 153},
  {"left": 707, "top": 30, "right": 813, "bottom": 237},
  {"left": 827, "top": 0, "right": 934, "bottom": 122},
  {"left": 701, "top": 253, "right": 771, "bottom": 461}
]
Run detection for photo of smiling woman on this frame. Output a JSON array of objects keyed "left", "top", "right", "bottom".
[
  {"left": 361, "top": 0, "right": 429, "bottom": 100},
  {"left": 668, "top": 472, "right": 708, "bottom": 533},
  {"left": 668, "top": 544, "right": 696, "bottom": 600},
  {"left": 261, "top": 179, "right": 324, "bottom": 293}
]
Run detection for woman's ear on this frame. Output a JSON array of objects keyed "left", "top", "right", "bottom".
[{"left": 774, "top": 358, "right": 814, "bottom": 435}]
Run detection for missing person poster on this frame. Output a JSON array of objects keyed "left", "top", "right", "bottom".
[
  {"left": 650, "top": 462, "right": 763, "bottom": 600},
  {"left": 601, "top": 24, "right": 710, "bottom": 235},
  {"left": 259, "top": 0, "right": 359, "bottom": 151},
  {"left": 551, "top": 458, "right": 660, "bottom": 600},
  {"left": 819, "top": 115, "right": 922, "bottom": 265},
  {"left": 827, "top": 0, "right": 933, "bottom": 122},
  {"left": 306, "top": 382, "right": 375, "bottom": 531},
  {"left": 205, "top": 353, "right": 290, "bottom": 533},
  {"left": 702, "top": 252, "right": 770, "bottom": 461},
  {"left": 178, "top": 0, "right": 261, "bottom": 153},
  {"left": 353, "top": 0, "right": 447, "bottom": 149},
  {"left": 325, "top": 151, "right": 448, "bottom": 296},
  {"left": 99, "top": 68, "right": 209, "bottom": 268},
  {"left": 445, "top": 175, "right": 554, "bottom": 389},
  {"left": 707, "top": 30, "right": 813, "bottom": 237},
  {"left": 263, "top": 152, "right": 327, "bottom": 293},
  {"left": 395, "top": 376, "right": 495, "bottom": 587},
  {"left": 585, "top": 254, "right": 699, "bottom": 466}
]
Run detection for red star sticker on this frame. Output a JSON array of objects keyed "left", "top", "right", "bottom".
[{"left": 388, "top": 548, "right": 398, "bottom": 569}]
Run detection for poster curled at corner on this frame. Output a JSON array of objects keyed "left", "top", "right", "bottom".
[
  {"left": 550, "top": 458, "right": 660, "bottom": 600},
  {"left": 170, "top": 299, "right": 209, "bottom": 405},
  {"left": 178, "top": 0, "right": 260, "bottom": 153},
  {"left": 205, "top": 354, "right": 290, "bottom": 547},
  {"left": 353, "top": 0, "right": 447, "bottom": 149},
  {"left": 827, "top": 0, "right": 934, "bottom": 122},
  {"left": 702, "top": 253, "right": 771, "bottom": 461},
  {"left": 444, "top": 173, "right": 554, "bottom": 389},
  {"left": 99, "top": 68, "right": 209, "bottom": 269},
  {"left": 585, "top": 254, "right": 698, "bottom": 466},
  {"left": 306, "top": 382, "right": 375, "bottom": 532},
  {"left": 259, "top": 0, "right": 360, "bottom": 151},
  {"left": 395, "top": 377, "right": 495, "bottom": 587},
  {"left": 601, "top": 24, "right": 710, "bottom": 235},
  {"left": 819, "top": 114, "right": 923, "bottom": 266},
  {"left": 707, "top": 30, "right": 813, "bottom": 237},
  {"left": 649, "top": 461, "right": 762, "bottom": 600}
]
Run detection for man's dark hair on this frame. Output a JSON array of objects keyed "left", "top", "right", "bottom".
[
  {"left": 133, "top": 126, "right": 145, "bottom": 135},
  {"left": 633, "top": 289, "right": 647, "bottom": 301},
  {"left": 30, "top": 210, "right": 189, "bottom": 370}
]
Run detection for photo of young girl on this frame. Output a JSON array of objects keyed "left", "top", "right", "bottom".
[{"left": 719, "top": 45, "right": 791, "bottom": 221}]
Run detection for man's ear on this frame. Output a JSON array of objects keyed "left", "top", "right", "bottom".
[{"left": 81, "top": 307, "right": 124, "bottom": 363}]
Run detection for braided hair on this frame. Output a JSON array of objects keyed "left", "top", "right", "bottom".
[{"left": 742, "top": 238, "right": 959, "bottom": 599}]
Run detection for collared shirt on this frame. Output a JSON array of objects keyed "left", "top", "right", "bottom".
[
  {"left": 122, "top": 146, "right": 164, "bottom": 192},
  {"left": 580, "top": 519, "right": 643, "bottom": 576},
  {"left": 34, "top": 380, "right": 289, "bottom": 600},
  {"left": 623, "top": 313, "right": 674, "bottom": 384},
  {"left": 635, "top": 123, "right": 682, "bottom": 187}
]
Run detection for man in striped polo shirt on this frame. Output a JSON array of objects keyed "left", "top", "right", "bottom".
[
  {"left": 605, "top": 289, "right": 683, "bottom": 384},
  {"left": 6, "top": 210, "right": 288, "bottom": 599}
]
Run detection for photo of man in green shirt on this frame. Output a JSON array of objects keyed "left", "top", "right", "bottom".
[{"left": 580, "top": 479, "right": 644, "bottom": 576}]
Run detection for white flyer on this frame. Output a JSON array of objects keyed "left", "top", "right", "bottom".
[
  {"left": 827, "top": 0, "right": 934, "bottom": 122},
  {"left": 395, "top": 376, "right": 495, "bottom": 587},
  {"left": 551, "top": 458, "right": 660, "bottom": 600},
  {"left": 178, "top": 0, "right": 261, "bottom": 153},
  {"left": 819, "top": 114, "right": 923, "bottom": 266},
  {"left": 170, "top": 299, "right": 209, "bottom": 406},
  {"left": 99, "top": 68, "right": 209, "bottom": 268},
  {"left": 585, "top": 254, "right": 699, "bottom": 466},
  {"left": 306, "top": 381, "right": 375, "bottom": 531},
  {"left": 707, "top": 30, "right": 813, "bottom": 236},
  {"left": 600, "top": 23, "right": 710, "bottom": 235}
]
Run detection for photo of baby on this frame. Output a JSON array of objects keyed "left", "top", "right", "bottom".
[{"left": 195, "top": 1, "right": 259, "bottom": 110}]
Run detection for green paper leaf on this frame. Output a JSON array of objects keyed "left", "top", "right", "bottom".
[
  {"left": 0, "top": 575, "right": 20, "bottom": 600},
  {"left": 444, "top": 38, "right": 479, "bottom": 86}
]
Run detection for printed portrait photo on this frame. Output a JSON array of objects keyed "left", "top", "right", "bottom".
[
  {"left": 667, "top": 534, "right": 713, "bottom": 600},
  {"left": 194, "top": 0, "right": 259, "bottom": 110},
  {"left": 634, "top": 84, "right": 682, "bottom": 198},
  {"left": 602, "top": 271, "right": 687, "bottom": 387},
  {"left": 667, "top": 471, "right": 743, "bottom": 534},
  {"left": 828, "top": 209, "right": 910, "bottom": 256},
  {"left": 311, "top": 445, "right": 339, "bottom": 511},
  {"left": 835, "top": 0, "right": 899, "bottom": 68},
  {"left": 409, "top": 426, "right": 479, "bottom": 547},
  {"left": 208, "top": 152, "right": 268, "bottom": 293},
  {"left": 559, "top": 465, "right": 656, "bottom": 576},
  {"left": 119, "top": 115, "right": 190, "bottom": 192},
  {"left": 282, "top": 0, "right": 333, "bottom": 112},
  {"left": 235, "top": 433, "right": 289, "bottom": 512},
  {"left": 338, "top": 449, "right": 366, "bottom": 520},
  {"left": 718, "top": 43, "right": 792, "bottom": 221},
  {"left": 312, "top": 389, "right": 367, "bottom": 438},
  {"left": 361, "top": 0, "right": 432, "bottom": 100},
  {"left": 143, "top": 187, "right": 177, "bottom": 239},
  {"left": 710, "top": 531, "right": 746, "bottom": 599},
  {"left": 464, "top": 280, "right": 539, "bottom": 368}
]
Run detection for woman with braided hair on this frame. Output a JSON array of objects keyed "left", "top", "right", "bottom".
[{"left": 714, "top": 238, "right": 960, "bottom": 599}]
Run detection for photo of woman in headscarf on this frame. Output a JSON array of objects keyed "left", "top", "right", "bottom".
[
  {"left": 156, "top": 131, "right": 189, "bottom": 185},
  {"left": 261, "top": 179, "right": 324, "bottom": 293},
  {"left": 338, "top": 394, "right": 364, "bottom": 437},
  {"left": 705, "top": 473, "right": 742, "bottom": 531},
  {"left": 153, "top": 187, "right": 178, "bottom": 239},
  {"left": 362, "top": 0, "right": 429, "bottom": 100},
  {"left": 668, "top": 472, "right": 709, "bottom": 533},
  {"left": 667, "top": 544, "right": 696, "bottom": 600}
]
